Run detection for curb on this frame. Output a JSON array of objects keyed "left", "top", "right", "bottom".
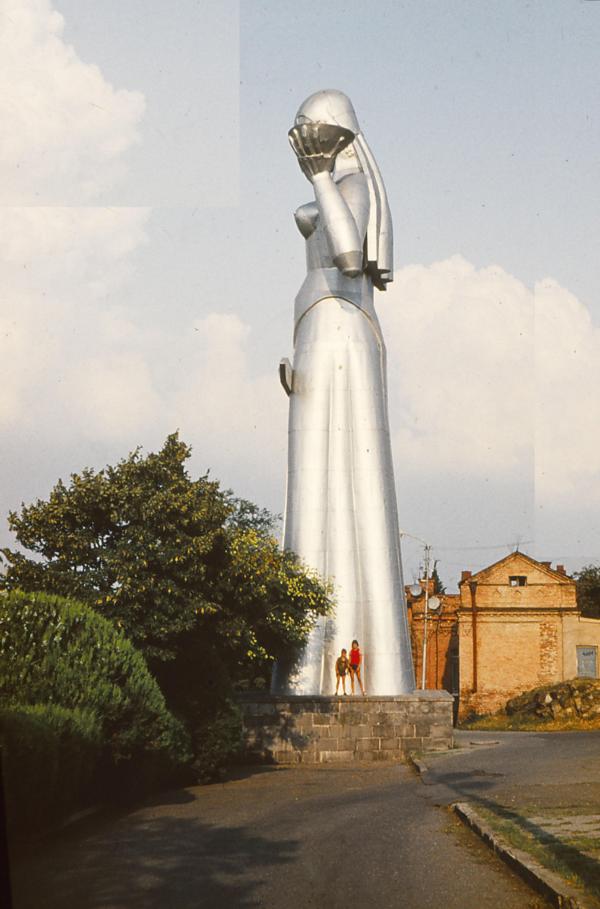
[
  {"left": 453, "top": 802, "right": 596, "bottom": 909},
  {"left": 408, "top": 752, "right": 429, "bottom": 777},
  {"left": 408, "top": 740, "right": 500, "bottom": 779}
]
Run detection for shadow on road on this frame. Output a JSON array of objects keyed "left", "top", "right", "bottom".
[
  {"left": 421, "top": 768, "right": 501, "bottom": 799},
  {"left": 12, "top": 812, "right": 299, "bottom": 909}
]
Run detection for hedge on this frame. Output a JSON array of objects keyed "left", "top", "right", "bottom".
[
  {"left": 0, "top": 704, "right": 101, "bottom": 835},
  {"left": 0, "top": 591, "right": 192, "bottom": 825}
]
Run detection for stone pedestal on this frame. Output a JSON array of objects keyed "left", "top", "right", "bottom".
[{"left": 238, "top": 691, "right": 453, "bottom": 764}]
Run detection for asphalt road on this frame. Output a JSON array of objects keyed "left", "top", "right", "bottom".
[
  {"left": 417, "top": 729, "right": 600, "bottom": 811},
  {"left": 10, "top": 755, "right": 551, "bottom": 909}
]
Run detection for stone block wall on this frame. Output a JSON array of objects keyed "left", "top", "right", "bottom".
[{"left": 237, "top": 691, "right": 453, "bottom": 764}]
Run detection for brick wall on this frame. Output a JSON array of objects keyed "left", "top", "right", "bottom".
[
  {"left": 408, "top": 593, "right": 460, "bottom": 692},
  {"left": 238, "top": 692, "right": 454, "bottom": 763},
  {"left": 539, "top": 621, "right": 560, "bottom": 682}
]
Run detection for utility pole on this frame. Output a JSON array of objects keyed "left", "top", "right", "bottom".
[
  {"left": 400, "top": 530, "right": 433, "bottom": 690},
  {"left": 421, "top": 544, "right": 432, "bottom": 690}
]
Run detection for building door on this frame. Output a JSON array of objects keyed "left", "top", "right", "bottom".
[{"left": 577, "top": 646, "right": 598, "bottom": 678}]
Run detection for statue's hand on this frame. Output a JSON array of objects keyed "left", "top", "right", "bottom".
[{"left": 288, "top": 123, "right": 354, "bottom": 182}]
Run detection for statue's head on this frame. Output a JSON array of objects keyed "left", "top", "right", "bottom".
[
  {"left": 291, "top": 89, "right": 394, "bottom": 289},
  {"left": 291, "top": 90, "right": 360, "bottom": 173},
  {"left": 294, "top": 89, "right": 360, "bottom": 135}
]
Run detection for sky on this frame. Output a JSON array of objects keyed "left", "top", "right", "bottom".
[{"left": 1, "top": 0, "right": 599, "bottom": 590}]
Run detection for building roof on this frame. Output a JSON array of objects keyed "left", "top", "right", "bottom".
[{"left": 458, "top": 550, "right": 574, "bottom": 586}]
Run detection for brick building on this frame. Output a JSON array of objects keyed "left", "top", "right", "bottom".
[
  {"left": 407, "top": 582, "right": 460, "bottom": 695},
  {"left": 407, "top": 551, "right": 600, "bottom": 721},
  {"left": 458, "top": 551, "right": 600, "bottom": 718}
]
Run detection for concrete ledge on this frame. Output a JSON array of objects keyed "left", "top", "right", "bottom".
[
  {"left": 237, "top": 691, "right": 453, "bottom": 764},
  {"left": 453, "top": 802, "right": 595, "bottom": 909}
]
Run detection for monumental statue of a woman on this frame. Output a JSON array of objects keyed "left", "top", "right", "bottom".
[{"left": 272, "top": 90, "right": 415, "bottom": 696}]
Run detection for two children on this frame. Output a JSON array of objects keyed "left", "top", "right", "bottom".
[{"left": 334, "top": 640, "right": 365, "bottom": 695}]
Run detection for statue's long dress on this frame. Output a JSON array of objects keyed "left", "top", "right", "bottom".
[{"left": 274, "top": 189, "right": 415, "bottom": 696}]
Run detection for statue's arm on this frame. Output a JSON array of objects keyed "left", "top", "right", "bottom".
[{"left": 311, "top": 172, "right": 369, "bottom": 277}]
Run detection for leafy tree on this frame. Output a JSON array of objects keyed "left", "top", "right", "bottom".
[
  {"left": 1, "top": 434, "right": 229, "bottom": 663},
  {"left": 2, "top": 435, "right": 333, "bottom": 776},
  {"left": 1, "top": 434, "right": 331, "bottom": 684},
  {"left": 213, "top": 526, "right": 332, "bottom": 680},
  {"left": 575, "top": 564, "right": 600, "bottom": 619}
]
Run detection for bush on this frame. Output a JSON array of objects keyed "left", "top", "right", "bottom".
[
  {"left": 0, "top": 703, "right": 102, "bottom": 836},
  {"left": 153, "top": 642, "right": 243, "bottom": 781},
  {"left": 190, "top": 699, "right": 244, "bottom": 781},
  {"left": 0, "top": 591, "right": 191, "bottom": 778}
]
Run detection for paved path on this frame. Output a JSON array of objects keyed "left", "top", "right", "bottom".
[
  {"left": 10, "top": 760, "right": 549, "bottom": 909},
  {"left": 416, "top": 729, "right": 600, "bottom": 811},
  {"left": 416, "top": 730, "right": 600, "bottom": 907}
]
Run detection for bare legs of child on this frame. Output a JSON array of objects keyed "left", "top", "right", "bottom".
[
  {"left": 335, "top": 670, "right": 348, "bottom": 695},
  {"left": 350, "top": 665, "right": 365, "bottom": 695}
]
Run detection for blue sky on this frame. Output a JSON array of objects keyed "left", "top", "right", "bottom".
[{"left": 1, "top": 0, "right": 599, "bottom": 589}]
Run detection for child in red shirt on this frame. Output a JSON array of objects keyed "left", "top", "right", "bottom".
[{"left": 349, "top": 639, "right": 365, "bottom": 695}]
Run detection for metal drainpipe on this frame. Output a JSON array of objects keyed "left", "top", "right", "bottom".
[{"left": 468, "top": 580, "right": 478, "bottom": 692}]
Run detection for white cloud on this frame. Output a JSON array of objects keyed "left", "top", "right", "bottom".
[
  {"left": 0, "top": 207, "right": 152, "bottom": 440},
  {"left": 173, "top": 312, "right": 286, "bottom": 485},
  {"left": 381, "top": 255, "right": 534, "bottom": 475},
  {"left": 535, "top": 278, "right": 600, "bottom": 506},
  {"left": 0, "top": 208, "right": 285, "bottom": 519},
  {"left": 69, "top": 353, "right": 162, "bottom": 442},
  {"left": 0, "top": 0, "right": 145, "bottom": 203},
  {"left": 379, "top": 256, "right": 600, "bottom": 511}
]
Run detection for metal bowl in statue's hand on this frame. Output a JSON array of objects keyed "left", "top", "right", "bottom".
[{"left": 288, "top": 122, "right": 355, "bottom": 160}]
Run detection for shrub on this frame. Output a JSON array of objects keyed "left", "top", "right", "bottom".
[
  {"left": 152, "top": 638, "right": 243, "bottom": 780},
  {"left": 0, "top": 591, "right": 191, "bottom": 775},
  {"left": 190, "top": 699, "right": 244, "bottom": 781},
  {"left": 0, "top": 703, "right": 101, "bottom": 835}
]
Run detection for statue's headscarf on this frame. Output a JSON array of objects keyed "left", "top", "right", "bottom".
[{"left": 294, "top": 89, "right": 393, "bottom": 290}]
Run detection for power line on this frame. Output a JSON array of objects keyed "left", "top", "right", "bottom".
[{"left": 413, "top": 541, "right": 534, "bottom": 553}]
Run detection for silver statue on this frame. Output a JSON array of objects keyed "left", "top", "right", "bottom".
[{"left": 273, "top": 90, "right": 415, "bottom": 696}]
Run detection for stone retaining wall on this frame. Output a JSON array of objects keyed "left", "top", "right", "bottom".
[{"left": 238, "top": 691, "right": 453, "bottom": 763}]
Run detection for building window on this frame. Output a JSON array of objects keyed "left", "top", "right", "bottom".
[
  {"left": 577, "top": 646, "right": 597, "bottom": 679},
  {"left": 509, "top": 576, "right": 527, "bottom": 587}
]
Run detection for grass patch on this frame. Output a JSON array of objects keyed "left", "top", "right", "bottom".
[
  {"left": 461, "top": 713, "right": 600, "bottom": 732},
  {"left": 474, "top": 802, "right": 600, "bottom": 904}
]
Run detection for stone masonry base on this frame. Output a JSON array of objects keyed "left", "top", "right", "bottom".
[{"left": 238, "top": 691, "right": 454, "bottom": 764}]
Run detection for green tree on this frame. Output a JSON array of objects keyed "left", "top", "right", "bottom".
[
  {"left": 1, "top": 435, "right": 333, "bottom": 776},
  {"left": 1, "top": 434, "right": 229, "bottom": 663},
  {"left": 1, "top": 434, "right": 331, "bottom": 682},
  {"left": 575, "top": 564, "right": 600, "bottom": 619}
]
